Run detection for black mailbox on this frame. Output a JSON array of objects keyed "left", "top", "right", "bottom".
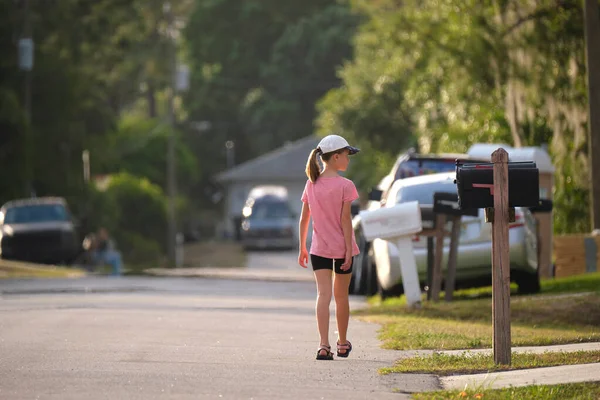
[
  {"left": 420, "top": 206, "right": 436, "bottom": 229},
  {"left": 529, "top": 199, "right": 553, "bottom": 214},
  {"left": 433, "top": 192, "right": 479, "bottom": 217},
  {"left": 456, "top": 161, "right": 540, "bottom": 209}
]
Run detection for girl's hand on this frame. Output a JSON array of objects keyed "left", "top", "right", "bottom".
[
  {"left": 341, "top": 251, "right": 352, "bottom": 271},
  {"left": 298, "top": 248, "right": 309, "bottom": 268}
]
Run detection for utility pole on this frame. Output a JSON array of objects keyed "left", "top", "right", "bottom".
[
  {"left": 19, "top": 0, "right": 34, "bottom": 196},
  {"left": 584, "top": 0, "right": 600, "bottom": 230},
  {"left": 225, "top": 140, "right": 235, "bottom": 169},
  {"left": 165, "top": 2, "right": 178, "bottom": 266}
]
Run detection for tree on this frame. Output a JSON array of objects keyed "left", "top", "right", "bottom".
[
  {"left": 183, "top": 0, "right": 357, "bottom": 207},
  {"left": 96, "top": 115, "right": 199, "bottom": 195},
  {"left": 316, "top": 0, "right": 593, "bottom": 232},
  {"left": 241, "top": 4, "right": 361, "bottom": 154},
  {"left": 583, "top": 0, "right": 600, "bottom": 230}
]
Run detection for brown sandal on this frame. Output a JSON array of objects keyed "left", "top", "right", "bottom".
[
  {"left": 316, "top": 345, "right": 334, "bottom": 360},
  {"left": 337, "top": 341, "right": 352, "bottom": 358}
]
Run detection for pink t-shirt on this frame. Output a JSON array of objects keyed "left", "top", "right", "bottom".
[{"left": 301, "top": 176, "right": 361, "bottom": 259}]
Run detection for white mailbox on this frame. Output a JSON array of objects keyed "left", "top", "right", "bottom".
[
  {"left": 359, "top": 201, "right": 423, "bottom": 307},
  {"left": 359, "top": 201, "right": 422, "bottom": 241}
]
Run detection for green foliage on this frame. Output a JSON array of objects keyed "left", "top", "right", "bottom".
[
  {"left": 75, "top": 175, "right": 168, "bottom": 266},
  {"left": 117, "top": 232, "right": 164, "bottom": 268},
  {"left": 0, "top": 89, "right": 29, "bottom": 204},
  {"left": 83, "top": 185, "right": 121, "bottom": 235},
  {"left": 383, "top": 351, "right": 600, "bottom": 375},
  {"left": 0, "top": 0, "right": 594, "bottom": 239},
  {"left": 0, "top": 0, "right": 194, "bottom": 206},
  {"left": 98, "top": 115, "right": 199, "bottom": 191},
  {"left": 316, "top": 0, "right": 593, "bottom": 232},
  {"left": 414, "top": 383, "right": 600, "bottom": 400},
  {"left": 184, "top": 0, "right": 357, "bottom": 206},
  {"left": 105, "top": 173, "right": 167, "bottom": 255},
  {"left": 242, "top": 4, "right": 361, "bottom": 153}
]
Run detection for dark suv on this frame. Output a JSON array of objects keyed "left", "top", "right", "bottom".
[
  {"left": 240, "top": 188, "right": 296, "bottom": 251},
  {"left": 0, "top": 197, "right": 80, "bottom": 264}
]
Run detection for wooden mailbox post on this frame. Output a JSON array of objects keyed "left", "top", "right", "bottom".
[
  {"left": 490, "top": 149, "right": 511, "bottom": 366},
  {"left": 456, "top": 148, "right": 540, "bottom": 365},
  {"left": 426, "top": 192, "right": 478, "bottom": 302}
]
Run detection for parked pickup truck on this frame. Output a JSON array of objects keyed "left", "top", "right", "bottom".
[{"left": 0, "top": 197, "right": 80, "bottom": 265}]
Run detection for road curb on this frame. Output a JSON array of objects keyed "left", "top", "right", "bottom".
[{"left": 144, "top": 267, "right": 315, "bottom": 283}]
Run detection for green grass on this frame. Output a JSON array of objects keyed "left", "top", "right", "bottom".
[
  {"left": 382, "top": 351, "right": 600, "bottom": 375},
  {"left": 357, "top": 293, "right": 600, "bottom": 350},
  {"left": 541, "top": 272, "right": 600, "bottom": 294},
  {"left": 411, "top": 382, "right": 600, "bottom": 400},
  {"left": 0, "top": 260, "right": 85, "bottom": 279},
  {"left": 356, "top": 273, "right": 600, "bottom": 350},
  {"left": 366, "top": 272, "right": 600, "bottom": 305}
]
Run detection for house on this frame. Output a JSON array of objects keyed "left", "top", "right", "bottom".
[{"left": 215, "top": 135, "right": 320, "bottom": 239}]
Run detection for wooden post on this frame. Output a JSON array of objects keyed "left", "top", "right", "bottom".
[
  {"left": 445, "top": 216, "right": 461, "bottom": 302},
  {"left": 491, "top": 148, "right": 511, "bottom": 365},
  {"left": 430, "top": 213, "right": 446, "bottom": 301},
  {"left": 426, "top": 237, "right": 434, "bottom": 301}
]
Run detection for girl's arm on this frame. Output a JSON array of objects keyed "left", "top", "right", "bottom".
[
  {"left": 298, "top": 202, "right": 311, "bottom": 267},
  {"left": 341, "top": 201, "right": 353, "bottom": 270}
]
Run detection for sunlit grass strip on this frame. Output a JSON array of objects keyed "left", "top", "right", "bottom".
[
  {"left": 381, "top": 351, "right": 600, "bottom": 375},
  {"left": 411, "top": 382, "right": 600, "bottom": 400},
  {"left": 0, "top": 260, "right": 85, "bottom": 279}
]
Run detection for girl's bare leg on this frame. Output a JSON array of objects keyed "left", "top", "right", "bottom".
[
  {"left": 333, "top": 272, "right": 352, "bottom": 350},
  {"left": 314, "top": 269, "right": 333, "bottom": 356}
]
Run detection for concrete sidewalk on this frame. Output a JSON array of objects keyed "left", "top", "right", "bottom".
[
  {"left": 438, "top": 342, "right": 600, "bottom": 357},
  {"left": 441, "top": 362, "right": 600, "bottom": 390},
  {"left": 437, "top": 342, "right": 600, "bottom": 391}
]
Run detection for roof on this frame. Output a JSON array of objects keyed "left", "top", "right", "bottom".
[
  {"left": 1, "top": 197, "right": 67, "bottom": 209},
  {"left": 215, "top": 135, "right": 321, "bottom": 183}
]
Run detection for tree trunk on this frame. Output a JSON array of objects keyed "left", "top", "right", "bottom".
[{"left": 584, "top": 0, "right": 600, "bottom": 230}]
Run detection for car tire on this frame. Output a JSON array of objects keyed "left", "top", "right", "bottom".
[
  {"left": 351, "top": 239, "right": 371, "bottom": 295},
  {"left": 365, "top": 260, "right": 379, "bottom": 297},
  {"left": 515, "top": 271, "right": 541, "bottom": 294},
  {"left": 378, "top": 282, "right": 404, "bottom": 300}
]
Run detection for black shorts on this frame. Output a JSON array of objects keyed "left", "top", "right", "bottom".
[{"left": 310, "top": 254, "right": 353, "bottom": 275}]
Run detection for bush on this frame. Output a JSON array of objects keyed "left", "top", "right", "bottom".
[
  {"left": 75, "top": 173, "right": 169, "bottom": 268},
  {"left": 105, "top": 172, "right": 168, "bottom": 253},
  {"left": 117, "top": 232, "right": 164, "bottom": 268},
  {"left": 83, "top": 185, "right": 120, "bottom": 233}
]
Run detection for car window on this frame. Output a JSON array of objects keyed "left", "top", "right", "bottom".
[
  {"left": 395, "top": 159, "right": 457, "bottom": 180},
  {"left": 396, "top": 181, "right": 457, "bottom": 205},
  {"left": 249, "top": 202, "right": 291, "bottom": 220},
  {"left": 4, "top": 204, "right": 69, "bottom": 224}
]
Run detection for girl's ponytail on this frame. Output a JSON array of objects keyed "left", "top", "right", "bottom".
[{"left": 306, "top": 148, "right": 321, "bottom": 183}]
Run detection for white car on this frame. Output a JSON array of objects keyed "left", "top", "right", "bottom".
[{"left": 353, "top": 172, "right": 539, "bottom": 298}]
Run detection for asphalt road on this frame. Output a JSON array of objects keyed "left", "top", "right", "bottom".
[{"left": 0, "top": 272, "right": 438, "bottom": 399}]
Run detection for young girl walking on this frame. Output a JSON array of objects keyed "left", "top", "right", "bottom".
[{"left": 298, "top": 134, "right": 361, "bottom": 360}]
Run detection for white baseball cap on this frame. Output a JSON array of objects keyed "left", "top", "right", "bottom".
[{"left": 317, "top": 134, "right": 360, "bottom": 155}]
